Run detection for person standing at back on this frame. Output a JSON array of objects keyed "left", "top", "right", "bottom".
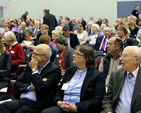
[
  {"left": 43, "top": 7, "right": 57, "bottom": 36},
  {"left": 21, "top": 11, "right": 29, "bottom": 23},
  {"left": 131, "top": 5, "right": 140, "bottom": 19}
]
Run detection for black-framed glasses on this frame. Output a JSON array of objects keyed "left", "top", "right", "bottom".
[
  {"left": 32, "top": 52, "right": 47, "bottom": 56},
  {"left": 74, "top": 52, "right": 84, "bottom": 56}
]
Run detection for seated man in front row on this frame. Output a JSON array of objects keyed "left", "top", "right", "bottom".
[{"left": 0, "top": 44, "right": 62, "bottom": 113}]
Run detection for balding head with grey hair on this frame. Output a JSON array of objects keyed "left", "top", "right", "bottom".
[
  {"left": 103, "top": 27, "right": 111, "bottom": 37},
  {"left": 120, "top": 46, "right": 141, "bottom": 72},
  {"left": 55, "top": 36, "right": 68, "bottom": 46}
]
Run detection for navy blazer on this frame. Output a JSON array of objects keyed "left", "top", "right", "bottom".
[
  {"left": 55, "top": 66, "right": 106, "bottom": 113},
  {"left": 93, "top": 36, "right": 106, "bottom": 51},
  {"left": 123, "top": 38, "right": 138, "bottom": 47},
  {"left": 14, "top": 62, "right": 62, "bottom": 112}
]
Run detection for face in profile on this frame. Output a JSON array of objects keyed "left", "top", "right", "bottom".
[
  {"left": 73, "top": 48, "right": 85, "bottom": 66},
  {"left": 120, "top": 47, "right": 136, "bottom": 71}
]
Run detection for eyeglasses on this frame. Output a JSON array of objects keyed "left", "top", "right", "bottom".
[
  {"left": 32, "top": 52, "right": 47, "bottom": 56},
  {"left": 74, "top": 52, "right": 84, "bottom": 56}
]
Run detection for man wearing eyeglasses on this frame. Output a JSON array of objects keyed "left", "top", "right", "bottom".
[{"left": 0, "top": 44, "right": 62, "bottom": 113}]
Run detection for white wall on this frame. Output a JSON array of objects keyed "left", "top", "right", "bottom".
[{"left": 0, "top": 0, "right": 139, "bottom": 25}]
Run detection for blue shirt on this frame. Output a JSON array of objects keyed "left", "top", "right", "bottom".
[
  {"left": 63, "top": 68, "right": 87, "bottom": 105},
  {"left": 115, "top": 67, "right": 139, "bottom": 113}
]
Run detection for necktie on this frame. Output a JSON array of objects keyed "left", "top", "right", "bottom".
[
  {"left": 34, "top": 28, "right": 37, "bottom": 36},
  {"left": 101, "top": 37, "right": 106, "bottom": 51},
  {"left": 128, "top": 72, "right": 133, "bottom": 79}
]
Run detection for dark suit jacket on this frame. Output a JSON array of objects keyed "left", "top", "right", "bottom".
[
  {"left": 93, "top": 36, "right": 107, "bottom": 52},
  {"left": 102, "top": 67, "right": 141, "bottom": 113},
  {"left": 95, "top": 20, "right": 102, "bottom": 26},
  {"left": 55, "top": 66, "right": 106, "bottom": 113},
  {"left": 43, "top": 13, "right": 57, "bottom": 34},
  {"left": 14, "top": 62, "right": 62, "bottom": 112},
  {"left": 69, "top": 33, "right": 80, "bottom": 49},
  {"left": 123, "top": 38, "right": 138, "bottom": 47}
]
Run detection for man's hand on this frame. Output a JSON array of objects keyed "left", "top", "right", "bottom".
[
  {"left": 29, "top": 57, "right": 38, "bottom": 71},
  {"left": 42, "top": 78, "right": 47, "bottom": 81},
  {"left": 29, "top": 85, "right": 35, "bottom": 91}
]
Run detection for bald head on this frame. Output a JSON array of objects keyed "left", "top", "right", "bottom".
[
  {"left": 120, "top": 46, "right": 141, "bottom": 72},
  {"left": 36, "top": 44, "right": 51, "bottom": 58},
  {"left": 124, "top": 46, "right": 141, "bottom": 60}
]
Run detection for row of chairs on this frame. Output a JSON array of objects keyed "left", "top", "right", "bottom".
[
  {"left": 11, "top": 62, "right": 27, "bottom": 80},
  {"left": 94, "top": 51, "right": 104, "bottom": 69}
]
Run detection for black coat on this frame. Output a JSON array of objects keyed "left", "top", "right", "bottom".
[
  {"left": 0, "top": 51, "right": 11, "bottom": 77},
  {"left": 43, "top": 13, "right": 57, "bottom": 34},
  {"left": 14, "top": 62, "right": 62, "bottom": 112}
]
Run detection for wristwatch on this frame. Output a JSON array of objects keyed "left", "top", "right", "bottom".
[{"left": 32, "top": 68, "right": 37, "bottom": 72}]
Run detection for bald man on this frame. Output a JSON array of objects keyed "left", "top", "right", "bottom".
[
  {"left": 0, "top": 44, "right": 62, "bottom": 113},
  {"left": 101, "top": 46, "right": 141, "bottom": 113}
]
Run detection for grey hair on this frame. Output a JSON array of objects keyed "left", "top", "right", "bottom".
[{"left": 4, "top": 31, "right": 16, "bottom": 42}]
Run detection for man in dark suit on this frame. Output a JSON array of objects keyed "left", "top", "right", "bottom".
[
  {"left": 62, "top": 25, "right": 80, "bottom": 49},
  {"left": 101, "top": 46, "right": 141, "bottom": 113},
  {"left": 43, "top": 8, "right": 57, "bottom": 35},
  {"left": 0, "top": 44, "right": 62, "bottom": 113},
  {"left": 42, "top": 45, "right": 105, "bottom": 113},
  {"left": 93, "top": 27, "right": 111, "bottom": 52}
]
